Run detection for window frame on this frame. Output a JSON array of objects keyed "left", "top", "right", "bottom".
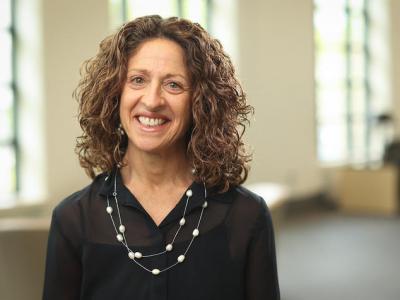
[
  {"left": 120, "top": 0, "right": 211, "bottom": 29},
  {"left": 0, "top": 0, "right": 19, "bottom": 197},
  {"left": 314, "top": 0, "right": 377, "bottom": 166}
]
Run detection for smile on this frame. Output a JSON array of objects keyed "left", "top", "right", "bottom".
[{"left": 137, "top": 116, "right": 169, "bottom": 127}]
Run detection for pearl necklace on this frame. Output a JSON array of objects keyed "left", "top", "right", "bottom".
[{"left": 105, "top": 173, "right": 208, "bottom": 275}]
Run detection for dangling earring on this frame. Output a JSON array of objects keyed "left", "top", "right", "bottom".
[
  {"left": 117, "top": 123, "right": 125, "bottom": 136},
  {"left": 115, "top": 123, "right": 125, "bottom": 168}
]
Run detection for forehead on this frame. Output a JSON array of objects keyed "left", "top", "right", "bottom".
[{"left": 127, "top": 38, "right": 188, "bottom": 73}]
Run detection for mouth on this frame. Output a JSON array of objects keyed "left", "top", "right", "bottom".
[
  {"left": 136, "top": 116, "right": 169, "bottom": 127},
  {"left": 134, "top": 114, "right": 171, "bottom": 131}
]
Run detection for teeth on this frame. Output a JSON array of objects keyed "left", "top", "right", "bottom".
[{"left": 138, "top": 116, "right": 167, "bottom": 127}]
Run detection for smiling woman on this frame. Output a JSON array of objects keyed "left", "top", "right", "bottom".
[
  {"left": 120, "top": 38, "right": 192, "bottom": 156},
  {"left": 42, "top": 15, "right": 280, "bottom": 300}
]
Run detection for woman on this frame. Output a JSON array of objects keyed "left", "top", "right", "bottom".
[{"left": 43, "top": 15, "right": 280, "bottom": 300}]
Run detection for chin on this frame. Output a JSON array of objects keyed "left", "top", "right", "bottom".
[
  {"left": 128, "top": 138, "right": 186, "bottom": 155},
  {"left": 132, "top": 142, "right": 163, "bottom": 153}
]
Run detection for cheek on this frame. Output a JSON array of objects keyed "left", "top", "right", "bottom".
[
  {"left": 119, "top": 103, "right": 133, "bottom": 130},
  {"left": 119, "top": 89, "right": 137, "bottom": 119}
]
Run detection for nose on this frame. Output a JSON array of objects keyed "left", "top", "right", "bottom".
[{"left": 141, "top": 81, "right": 165, "bottom": 111}]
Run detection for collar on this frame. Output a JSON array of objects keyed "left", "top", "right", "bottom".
[{"left": 97, "top": 167, "right": 233, "bottom": 228}]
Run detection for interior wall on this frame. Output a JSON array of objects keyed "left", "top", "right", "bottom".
[
  {"left": 237, "top": 0, "right": 322, "bottom": 196},
  {"left": 41, "top": 0, "right": 109, "bottom": 205},
  {"left": 391, "top": 0, "right": 400, "bottom": 137}
]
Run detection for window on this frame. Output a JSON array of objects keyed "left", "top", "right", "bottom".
[
  {"left": 314, "top": 0, "right": 391, "bottom": 166},
  {"left": 0, "top": 0, "right": 18, "bottom": 201},
  {"left": 110, "top": 0, "right": 211, "bottom": 32},
  {"left": 109, "top": 0, "right": 238, "bottom": 73}
]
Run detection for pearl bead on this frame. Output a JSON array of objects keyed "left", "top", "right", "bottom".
[
  {"left": 166, "top": 244, "right": 173, "bottom": 251},
  {"left": 128, "top": 252, "right": 135, "bottom": 259},
  {"left": 186, "top": 189, "right": 193, "bottom": 197},
  {"left": 202, "top": 201, "right": 208, "bottom": 208},
  {"left": 152, "top": 269, "right": 160, "bottom": 275},
  {"left": 179, "top": 218, "right": 185, "bottom": 226},
  {"left": 119, "top": 225, "right": 125, "bottom": 233},
  {"left": 134, "top": 252, "right": 142, "bottom": 259},
  {"left": 117, "top": 234, "right": 123, "bottom": 242},
  {"left": 106, "top": 206, "right": 113, "bottom": 214},
  {"left": 192, "top": 229, "right": 199, "bottom": 236},
  {"left": 177, "top": 255, "right": 185, "bottom": 263}
]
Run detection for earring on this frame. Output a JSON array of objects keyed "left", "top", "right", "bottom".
[
  {"left": 115, "top": 124, "right": 125, "bottom": 168},
  {"left": 117, "top": 123, "right": 125, "bottom": 136}
]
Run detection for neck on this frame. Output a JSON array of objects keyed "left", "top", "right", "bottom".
[{"left": 120, "top": 143, "right": 193, "bottom": 190}]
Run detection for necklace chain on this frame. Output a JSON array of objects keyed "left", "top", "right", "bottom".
[{"left": 105, "top": 173, "right": 208, "bottom": 275}]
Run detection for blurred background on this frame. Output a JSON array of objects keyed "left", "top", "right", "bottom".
[{"left": 0, "top": 0, "right": 399, "bottom": 299}]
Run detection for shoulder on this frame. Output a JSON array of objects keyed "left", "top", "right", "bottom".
[
  {"left": 229, "top": 185, "right": 270, "bottom": 214},
  {"left": 52, "top": 172, "right": 106, "bottom": 222},
  {"left": 49, "top": 173, "right": 108, "bottom": 242},
  {"left": 217, "top": 185, "right": 273, "bottom": 232}
]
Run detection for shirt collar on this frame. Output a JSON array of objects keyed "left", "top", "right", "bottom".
[
  {"left": 97, "top": 167, "right": 233, "bottom": 227},
  {"left": 98, "top": 167, "right": 117, "bottom": 198}
]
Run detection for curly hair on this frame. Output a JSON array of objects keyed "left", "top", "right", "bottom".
[{"left": 74, "top": 15, "right": 253, "bottom": 193}]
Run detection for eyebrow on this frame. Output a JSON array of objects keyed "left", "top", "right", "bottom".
[{"left": 127, "top": 68, "right": 188, "bottom": 81}]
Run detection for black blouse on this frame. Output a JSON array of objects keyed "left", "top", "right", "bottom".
[{"left": 43, "top": 168, "right": 280, "bottom": 300}]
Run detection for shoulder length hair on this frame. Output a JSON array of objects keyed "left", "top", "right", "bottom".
[{"left": 74, "top": 15, "right": 253, "bottom": 193}]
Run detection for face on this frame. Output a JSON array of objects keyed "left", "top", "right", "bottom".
[{"left": 119, "top": 38, "right": 192, "bottom": 155}]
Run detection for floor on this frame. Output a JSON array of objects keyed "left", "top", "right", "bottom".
[{"left": 276, "top": 206, "right": 400, "bottom": 300}]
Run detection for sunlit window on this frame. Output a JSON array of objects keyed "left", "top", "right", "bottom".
[
  {"left": 314, "top": 0, "right": 391, "bottom": 166},
  {"left": 0, "top": 0, "right": 17, "bottom": 199},
  {"left": 110, "top": 0, "right": 210, "bottom": 31},
  {"left": 109, "top": 0, "right": 238, "bottom": 72}
]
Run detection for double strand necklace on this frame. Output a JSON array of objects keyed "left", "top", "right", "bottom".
[{"left": 105, "top": 174, "right": 208, "bottom": 275}]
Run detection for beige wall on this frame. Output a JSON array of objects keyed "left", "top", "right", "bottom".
[
  {"left": 391, "top": 0, "right": 400, "bottom": 136},
  {"left": 42, "top": 0, "right": 109, "bottom": 203},
  {"left": 238, "top": 0, "right": 322, "bottom": 195}
]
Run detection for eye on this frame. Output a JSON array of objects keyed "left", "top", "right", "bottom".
[
  {"left": 165, "top": 81, "right": 183, "bottom": 92},
  {"left": 129, "top": 76, "right": 145, "bottom": 86},
  {"left": 168, "top": 82, "right": 180, "bottom": 89}
]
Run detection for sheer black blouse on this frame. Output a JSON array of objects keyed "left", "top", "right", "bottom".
[{"left": 43, "top": 168, "right": 280, "bottom": 300}]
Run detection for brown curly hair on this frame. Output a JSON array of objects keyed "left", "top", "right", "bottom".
[{"left": 74, "top": 15, "right": 253, "bottom": 193}]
